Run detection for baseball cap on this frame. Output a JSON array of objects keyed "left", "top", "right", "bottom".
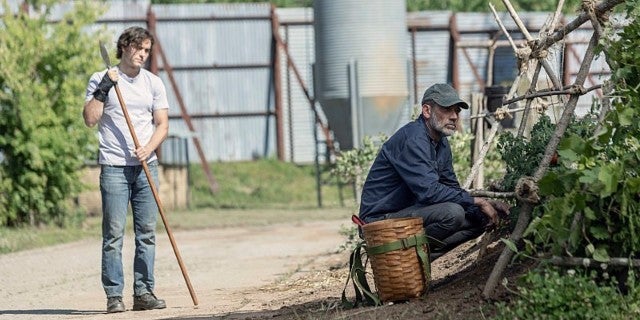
[{"left": 421, "top": 83, "right": 469, "bottom": 109}]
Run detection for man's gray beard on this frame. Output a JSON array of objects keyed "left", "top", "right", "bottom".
[{"left": 429, "top": 114, "right": 455, "bottom": 137}]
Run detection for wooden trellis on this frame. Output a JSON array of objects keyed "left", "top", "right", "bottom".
[{"left": 456, "top": 0, "right": 626, "bottom": 298}]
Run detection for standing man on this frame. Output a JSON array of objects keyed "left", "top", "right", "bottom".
[
  {"left": 359, "top": 83, "right": 509, "bottom": 260},
  {"left": 83, "top": 26, "right": 169, "bottom": 313}
]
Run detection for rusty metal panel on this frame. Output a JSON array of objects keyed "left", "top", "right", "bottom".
[
  {"left": 456, "top": 32, "right": 489, "bottom": 97},
  {"left": 151, "top": 3, "right": 276, "bottom": 162},
  {"left": 41, "top": 1, "right": 149, "bottom": 46},
  {"left": 410, "top": 29, "right": 451, "bottom": 114},
  {"left": 409, "top": 11, "right": 451, "bottom": 103},
  {"left": 277, "top": 19, "right": 318, "bottom": 163}
]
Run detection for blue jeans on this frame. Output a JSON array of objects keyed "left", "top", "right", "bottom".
[{"left": 100, "top": 161, "right": 159, "bottom": 298}]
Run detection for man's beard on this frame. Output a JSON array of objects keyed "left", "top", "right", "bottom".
[{"left": 428, "top": 112, "right": 456, "bottom": 137}]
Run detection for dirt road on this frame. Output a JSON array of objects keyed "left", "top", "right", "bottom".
[{"left": 0, "top": 219, "right": 348, "bottom": 320}]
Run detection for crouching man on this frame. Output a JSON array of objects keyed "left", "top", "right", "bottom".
[{"left": 358, "top": 83, "right": 509, "bottom": 260}]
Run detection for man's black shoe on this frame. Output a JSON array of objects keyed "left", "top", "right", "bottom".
[
  {"left": 106, "top": 296, "right": 125, "bottom": 313},
  {"left": 132, "top": 292, "right": 166, "bottom": 311}
]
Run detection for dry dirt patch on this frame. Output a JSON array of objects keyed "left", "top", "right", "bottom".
[
  {"left": 0, "top": 219, "right": 521, "bottom": 320},
  {"left": 0, "top": 219, "right": 348, "bottom": 320}
]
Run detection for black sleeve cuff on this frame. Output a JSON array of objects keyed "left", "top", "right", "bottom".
[{"left": 93, "top": 88, "right": 108, "bottom": 102}]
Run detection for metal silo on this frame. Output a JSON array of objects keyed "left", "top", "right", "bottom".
[{"left": 314, "top": 0, "right": 408, "bottom": 150}]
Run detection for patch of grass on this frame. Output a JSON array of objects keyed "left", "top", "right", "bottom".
[
  {"left": 192, "top": 158, "right": 355, "bottom": 209},
  {"left": 0, "top": 223, "right": 99, "bottom": 254}
]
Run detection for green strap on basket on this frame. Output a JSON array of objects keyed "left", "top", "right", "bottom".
[
  {"left": 341, "top": 241, "right": 381, "bottom": 308},
  {"left": 341, "top": 233, "right": 432, "bottom": 309},
  {"left": 367, "top": 233, "right": 432, "bottom": 285}
]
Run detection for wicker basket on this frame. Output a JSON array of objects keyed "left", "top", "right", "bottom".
[{"left": 362, "top": 217, "right": 429, "bottom": 302}]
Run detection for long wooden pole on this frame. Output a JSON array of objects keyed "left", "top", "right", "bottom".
[{"left": 113, "top": 84, "right": 199, "bottom": 306}]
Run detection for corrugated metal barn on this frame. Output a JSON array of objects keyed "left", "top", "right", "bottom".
[{"left": 10, "top": 0, "right": 610, "bottom": 165}]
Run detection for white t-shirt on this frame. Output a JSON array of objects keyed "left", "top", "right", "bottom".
[{"left": 85, "top": 68, "right": 169, "bottom": 166}]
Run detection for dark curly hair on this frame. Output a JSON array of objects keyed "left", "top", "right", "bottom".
[{"left": 116, "top": 27, "right": 154, "bottom": 59}]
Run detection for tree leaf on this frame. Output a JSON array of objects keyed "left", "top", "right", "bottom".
[
  {"left": 592, "top": 247, "right": 611, "bottom": 263},
  {"left": 589, "top": 225, "right": 609, "bottom": 240},
  {"left": 583, "top": 207, "right": 596, "bottom": 220},
  {"left": 618, "top": 107, "right": 635, "bottom": 126},
  {"left": 501, "top": 238, "right": 518, "bottom": 253},
  {"left": 586, "top": 243, "right": 595, "bottom": 255},
  {"left": 598, "top": 164, "right": 620, "bottom": 197}
]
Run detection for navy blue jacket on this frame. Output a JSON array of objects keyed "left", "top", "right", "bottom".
[{"left": 359, "top": 115, "right": 479, "bottom": 222}]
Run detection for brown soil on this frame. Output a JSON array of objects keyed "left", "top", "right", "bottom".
[
  {"left": 0, "top": 219, "right": 527, "bottom": 320},
  {"left": 229, "top": 236, "right": 530, "bottom": 320}
]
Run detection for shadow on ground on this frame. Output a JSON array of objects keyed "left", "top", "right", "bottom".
[{"left": 0, "top": 309, "right": 103, "bottom": 316}]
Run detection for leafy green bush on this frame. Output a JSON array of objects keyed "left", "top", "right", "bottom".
[
  {"left": 497, "top": 115, "right": 555, "bottom": 191},
  {"left": 523, "top": 2, "right": 640, "bottom": 262},
  {"left": 495, "top": 268, "right": 640, "bottom": 320},
  {"left": 0, "top": 1, "right": 105, "bottom": 226},
  {"left": 332, "top": 135, "right": 385, "bottom": 187}
]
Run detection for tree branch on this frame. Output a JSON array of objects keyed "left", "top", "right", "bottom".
[
  {"left": 549, "top": 256, "right": 640, "bottom": 268},
  {"left": 489, "top": 2, "right": 519, "bottom": 53},
  {"left": 537, "top": 0, "right": 624, "bottom": 51},
  {"left": 517, "top": 62, "right": 543, "bottom": 137},
  {"left": 467, "top": 85, "right": 602, "bottom": 120},
  {"left": 468, "top": 190, "right": 516, "bottom": 199},
  {"left": 483, "top": 31, "right": 602, "bottom": 299},
  {"left": 463, "top": 117, "right": 501, "bottom": 189}
]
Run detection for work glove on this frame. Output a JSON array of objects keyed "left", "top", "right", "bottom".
[{"left": 93, "top": 72, "right": 117, "bottom": 102}]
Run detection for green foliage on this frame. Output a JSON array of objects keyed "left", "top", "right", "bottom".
[
  {"left": 450, "top": 131, "right": 473, "bottom": 180},
  {"left": 524, "top": 2, "right": 640, "bottom": 261},
  {"left": 337, "top": 223, "right": 360, "bottom": 253},
  {"left": 497, "top": 114, "right": 595, "bottom": 191},
  {"left": 0, "top": 0, "right": 105, "bottom": 226},
  {"left": 497, "top": 115, "right": 555, "bottom": 191},
  {"left": 332, "top": 135, "right": 386, "bottom": 186},
  {"left": 495, "top": 268, "right": 640, "bottom": 320}
]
